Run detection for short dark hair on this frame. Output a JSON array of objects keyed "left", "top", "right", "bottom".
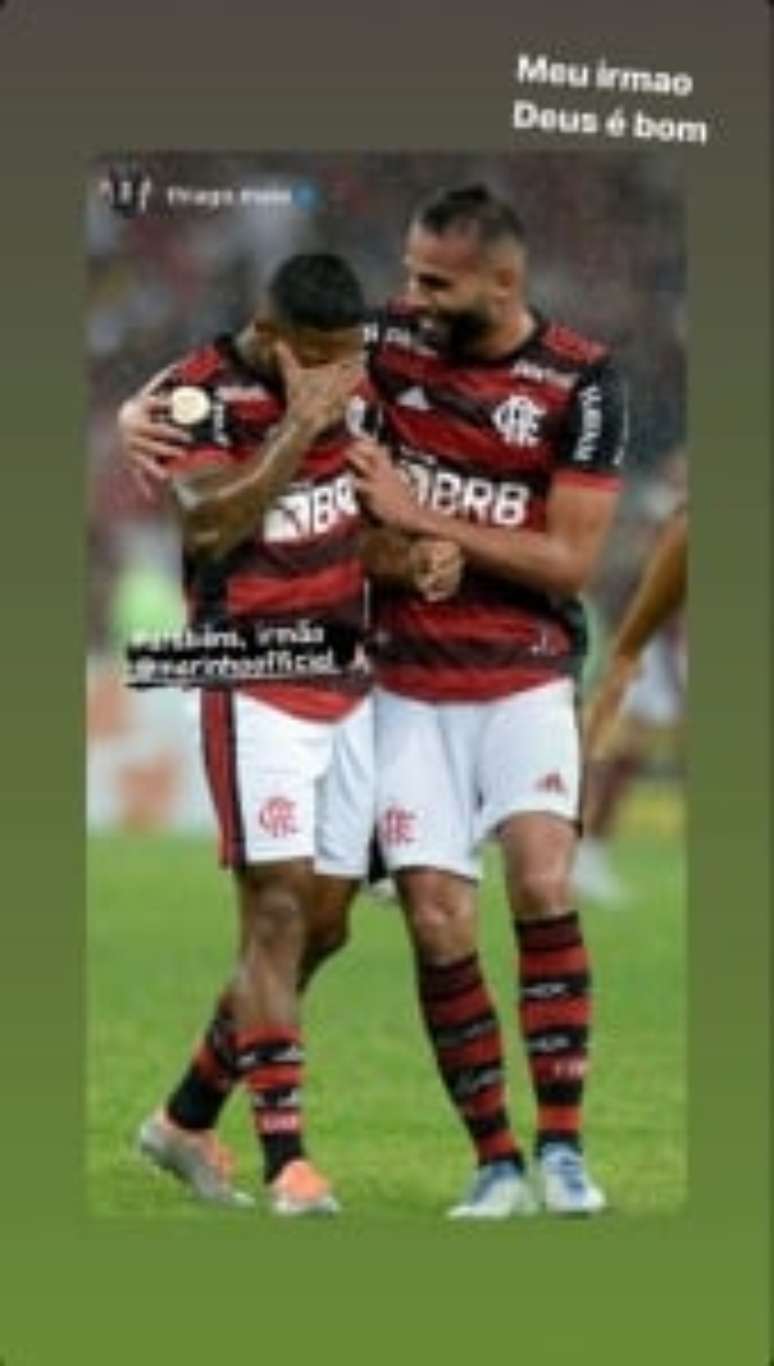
[
  {"left": 415, "top": 184, "right": 525, "bottom": 248},
  {"left": 268, "top": 253, "right": 366, "bottom": 330}
]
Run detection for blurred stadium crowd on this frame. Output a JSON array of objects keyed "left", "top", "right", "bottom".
[{"left": 87, "top": 152, "right": 686, "bottom": 838}]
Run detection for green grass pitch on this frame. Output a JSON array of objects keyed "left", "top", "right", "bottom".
[{"left": 88, "top": 791, "right": 685, "bottom": 1220}]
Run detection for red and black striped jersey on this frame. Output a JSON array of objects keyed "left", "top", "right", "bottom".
[
  {"left": 365, "top": 305, "right": 627, "bottom": 702},
  {"left": 157, "top": 335, "right": 370, "bottom": 722}
]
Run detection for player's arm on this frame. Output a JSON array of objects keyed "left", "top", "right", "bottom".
[
  {"left": 605, "top": 507, "right": 687, "bottom": 662},
  {"left": 583, "top": 508, "right": 687, "bottom": 758},
  {"left": 358, "top": 526, "right": 463, "bottom": 601},
  {"left": 358, "top": 526, "right": 416, "bottom": 585},
  {"left": 355, "top": 339, "right": 463, "bottom": 602},
  {"left": 350, "top": 358, "right": 626, "bottom": 597},
  {"left": 170, "top": 343, "right": 362, "bottom": 561},
  {"left": 352, "top": 473, "right": 618, "bottom": 597}
]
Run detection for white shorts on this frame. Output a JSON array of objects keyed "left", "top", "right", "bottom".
[
  {"left": 374, "top": 681, "right": 580, "bottom": 881},
  {"left": 199, "top": 691, "right": 375, "bottom": 876}
]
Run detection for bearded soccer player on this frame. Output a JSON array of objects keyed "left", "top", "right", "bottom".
[{"left": 349, "top": 186, "right": 628, "bottom": 1216}]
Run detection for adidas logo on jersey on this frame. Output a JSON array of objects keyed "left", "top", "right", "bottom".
[{"left": 397, "top": 385, "right": 431, "bottom": 411}]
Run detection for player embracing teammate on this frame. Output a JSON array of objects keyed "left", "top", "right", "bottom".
[
  {"left": 123, "top": 252, "right": 460, "bottom": 1214},
  {"left": 119, "top": 185, "right": 628, "bottom": 1217}
]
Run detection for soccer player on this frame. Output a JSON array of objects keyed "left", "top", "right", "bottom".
[
  {"left": 128, "top": 253, "right": 461, "bottom": 1215},
  {"left": 583, "top": 506, "right": 687, "bottom": 761},
  {"left": 349, "top": 186, "right": 628, "bottom": 1216},
  {"left": 119, "top": 190, "right": 627, "bottom": 1218}
]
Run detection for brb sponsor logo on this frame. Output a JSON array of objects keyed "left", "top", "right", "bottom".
[
  {"left": 399, "top": 454, "right": 531, "bottom": 528},
  {"left": 263, "top": 472, "right": 358, "bottom": 542},
  {"left": 258, "top": 796, "right": 299, "bottom": 838},
  {"left": 380, "top": 804, "right": 417, "bottom": 847}
]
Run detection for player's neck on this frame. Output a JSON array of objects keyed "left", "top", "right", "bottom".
[{"left": 470, "top": 306, "right": 537, "bottom": 360}]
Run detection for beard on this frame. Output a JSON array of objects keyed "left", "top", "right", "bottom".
[{"left": 418, "top": 306, "right": 492, "bottom": 358}]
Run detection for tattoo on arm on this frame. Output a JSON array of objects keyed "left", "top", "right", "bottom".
[{"left": 170, "top": 414, "right": 315, "bottom": 560}]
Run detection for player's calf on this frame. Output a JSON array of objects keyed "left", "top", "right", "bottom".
[
  {"left": 400, "top": 873, "right": 527, "bottom": 1191},
  {"left": 500, "top": 818, "right": 596, "bottom": 1161},
  {"left": 232, "top": 865, "right": 340, "bottom": 1208},
  {"left": 298, "top": 872, "right": 357, "bottom": 988},
  {"left": 514, "top": 910, "right": 593, "bottom": 1159}
]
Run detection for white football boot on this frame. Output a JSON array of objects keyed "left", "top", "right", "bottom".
[
  {"left": 536, "top": 1144, "right": 607, "bottom": 1215},
  {"left": 447, "top": 1161, "right": 538, "bottom": 1219}
]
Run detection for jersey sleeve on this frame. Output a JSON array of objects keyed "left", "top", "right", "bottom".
[
  {"left": 554, "top": 356, "right": 628, "bottom": 488},
  {"left": 147, "top": 349, "right": 237, "bottom": 479}
]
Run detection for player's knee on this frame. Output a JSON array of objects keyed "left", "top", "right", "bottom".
[
  {"left": 242, "top": 877, "right": 305, "bottom": 955},
  {"left": 405, "top": 893, "right": 474, "bottom": 960},
  {"left": 514, "top": 865, "right": 572, "bottom": 917}
]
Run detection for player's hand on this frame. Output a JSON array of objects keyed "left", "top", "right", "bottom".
[
  {"left": 409, "top": 538, "right": 463, "bottom": 601},
  {"left": 583, "top": 654, "right": 640, "bottom": 760},
  {"left": 348, "top": 438, "right": 424, "bottom": 534},
  {"left": 275, "top": 341, "right": 363, "bottom": 438},
  {"left": 118, "top": 367, "right": 190, "bottom": 498}
]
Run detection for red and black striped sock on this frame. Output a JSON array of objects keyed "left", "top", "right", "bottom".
[
  {"left": 515, "top": 912, "right": 591, "bottom": 1154},
  {"left": 235, "top": 1028, "right": 305, "bottom": 1183},
  {"left": 166, "top": 991, "right": 238, "bottom": 1132},
  {"left": 417, "top": 954, "right": 524, "bottom": 1170}
]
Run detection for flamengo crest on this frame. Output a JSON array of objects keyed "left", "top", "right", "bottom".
[{"left": 492, "top": 394, "right": 545, "bottom": 446}]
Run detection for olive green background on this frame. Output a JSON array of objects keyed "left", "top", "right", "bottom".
[{"left": 0, "top": 2, "right": 769, "bottom": 1363}]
